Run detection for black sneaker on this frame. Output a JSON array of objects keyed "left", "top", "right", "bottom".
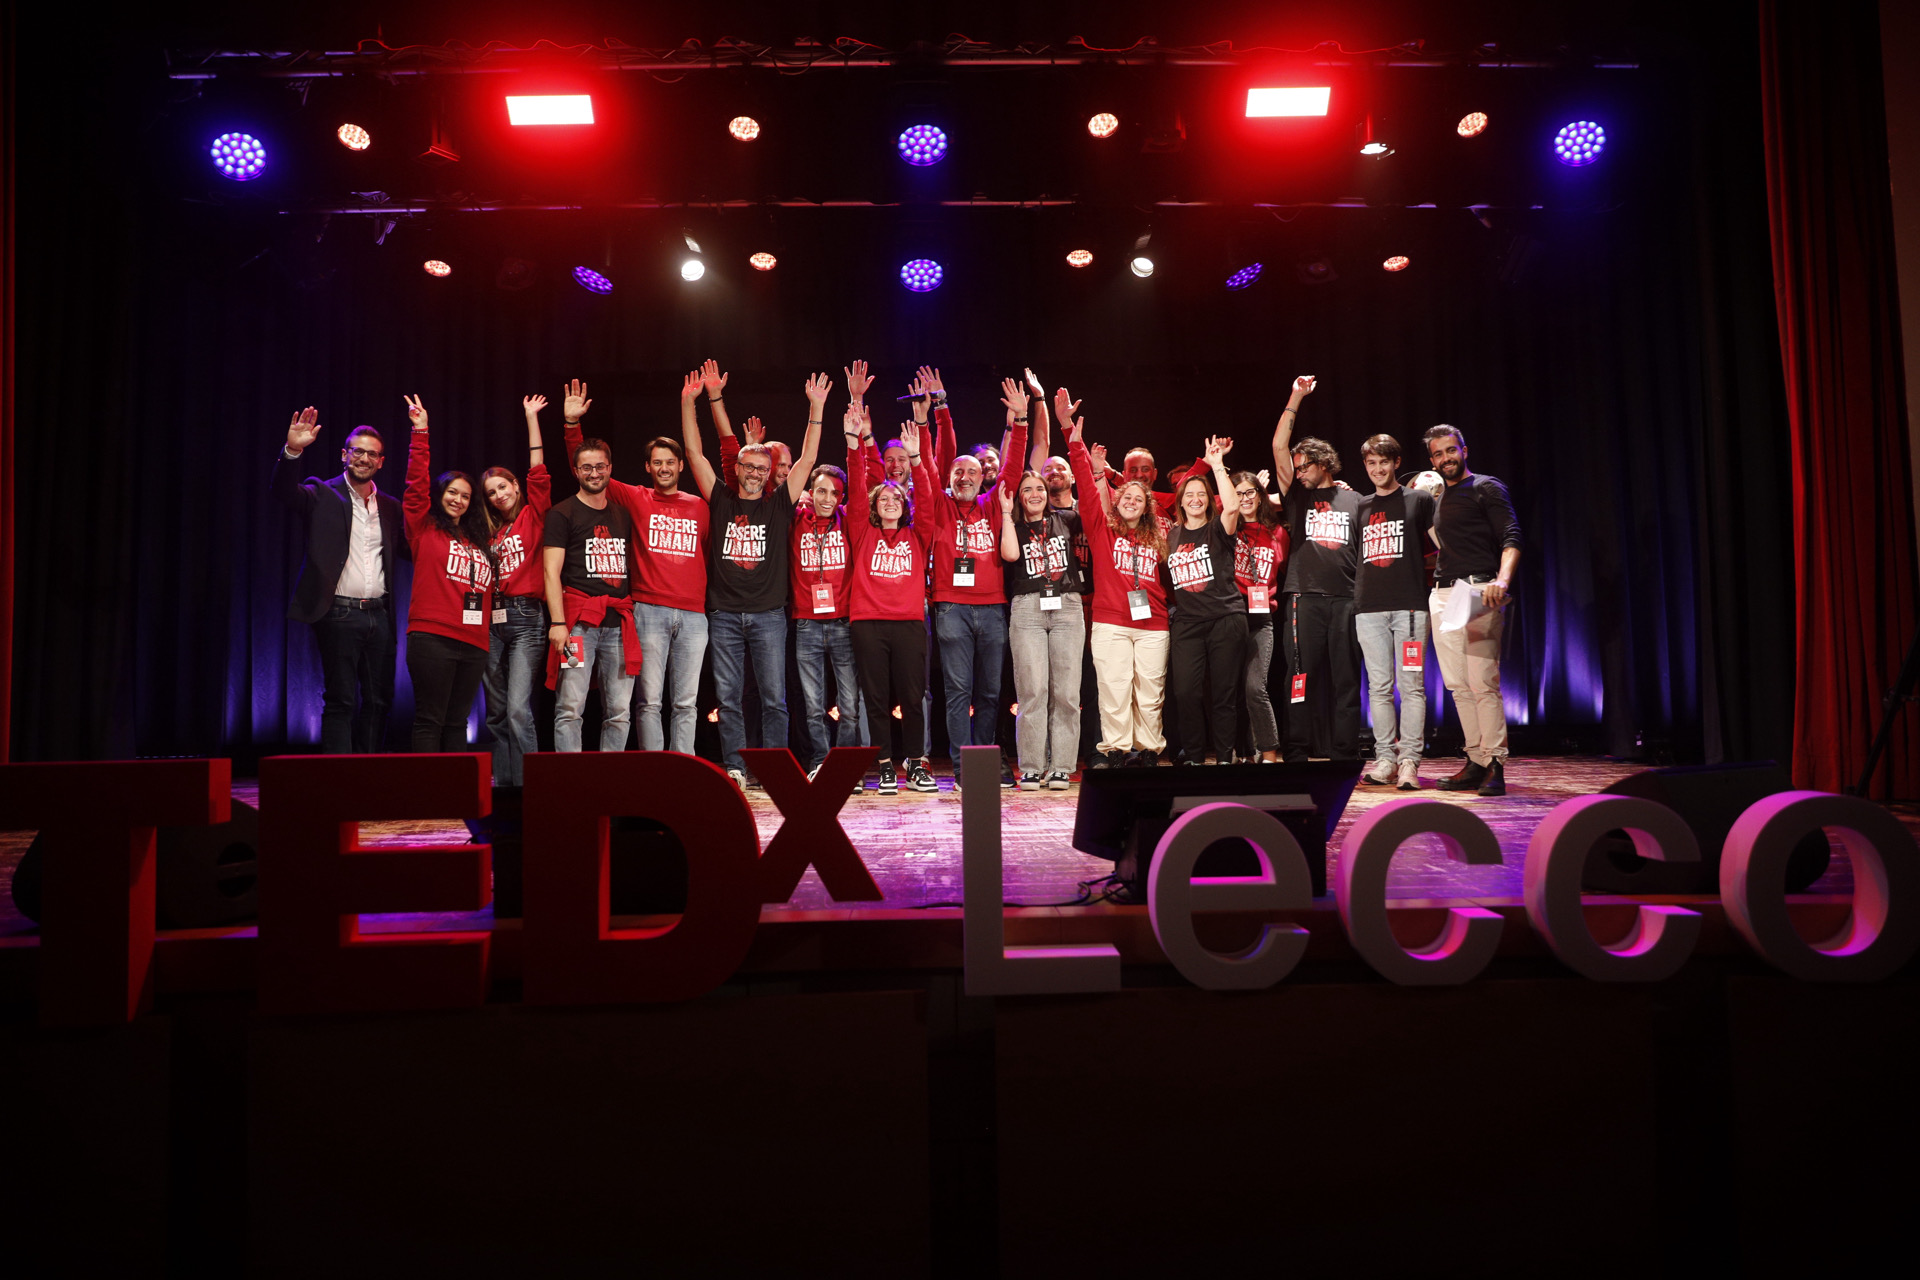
[
  {"left": 1017, "top": 770, "right": 1044, "bottom": 791},
  {"left": 877, "top": 760, "right": 898, "bottom": 795},
  {"left": 1000, "top": 758, "right": 1017, "bottom": 788},
  {"left": 907, "top": 759, "right": 938, "bottom": 792},
  {"left": 1088, "top": 750, "right": 1119, "bottom": 769},
  {"left": 1046, "top": 770, "right": 1072, "bottom": 790}
]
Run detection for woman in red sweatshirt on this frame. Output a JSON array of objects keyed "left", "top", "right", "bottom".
[
  {"left": 845, "top": 406, "right": 934, "bottom": 796},
  {"left": 402, "top": 395, "right": 496, "bottom": 752},
  {"left": 476, "top": 394, "right": 552, "bottom": 786},
  {"left": 1060, "top": 388, "right": 1171, "bottom": 768}
]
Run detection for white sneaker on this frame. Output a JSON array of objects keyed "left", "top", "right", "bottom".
[
  {"left": 726, "top": 768, "right": 747, "bottom": 792},
  {"left": 1396, "top": 760, "right": 1420, "bottom": 791},
  {"left": 1364, "top": 759, "right": 1395, "bottom": 785}
]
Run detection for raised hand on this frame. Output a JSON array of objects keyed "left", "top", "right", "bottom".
[
  {"left": 403, "top": 394, "right": 428, "bottom": 430},
  {"left": 743, "top": 415, "right": 766, "bottom": 445},
  {"left": 1291, "top": 375, "right": 1317, "bottom": 398},
  {"left": 898, "top": 418, "right": 920, "bottom": 456},
  {"left": 563, "top": 378, "right": 592, "bottom": 422},
  {"left": 999, "top": 376, "right": 1029, "bottom": 422},
  {"left": 1204, "top": 435, "right": 1231, "bottom": 467},
  {"left": 804, "top": 371, "right": 832, "bottom": 412},
  {"left": 843, "top": 359, "right": 874, "bottom": 403},
  {"left": 701, "top": 360, "right": 728, "bottom": 399},
  {"left": 1089, "top": 443, "right": 1108, "bottom": 472},
  {"left": 842, "top": 404, "right": 865, "bottom": 438},
  {"left": 999, "top": 484, "right": 1015, "bottom": 516},
  {"left": 1052, "top": 387, "right": 1082, "bottom": 438},
  {"left": 1257, "top": 468, "right": 1272, "bottom": 488},
  {"left": 681, "top": 370, "right": 704, "bottom": 403},
  {"left": 1024, "top": 367, "right": 1044, "bottom": 396},
  {"left": 286, "top": 406, "right": 322, "bottom": 452},
  {"left": 523, "top": 394, "right": 547, "bottom": 420},
  {"left": 916, "top": 365, "right": 945, "bottom": 396}
]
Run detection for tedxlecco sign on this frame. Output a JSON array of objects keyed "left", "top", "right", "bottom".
[{"left": 3, "top": 747, "right": 1915, "bottom": 1028}]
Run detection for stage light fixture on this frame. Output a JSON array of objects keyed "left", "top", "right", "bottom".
[
  {"left": 1066, "top": 249, "right": 1093, "bottom": 268},
  {"left": 1382, "top": 256, "right": 1410, "bottom": 272},
  {"left": 1087, "top": 112, "right": 1120, "bottom": 138},
  {"left": 681, "top": 259, "right": 706, "bottom": 282},
  {"left": 210, "top": 132, "right": 267, "bottom": 181},
  {"left": 1457, "top": 112, "right": 1489, "bottom": 137},
  {"left": 1130, "top": 256, "right": 1155, "bottom": 278},
  {"left": 572, "top": 266, "right": 613, "bottom": 294},
  {"left": 1360, "top": 140, "right": 1393, "bottom": 157},
  {"left": 337, "top": 124, "right": 371, "bottom": 151},
  {"left": 1225, "top": 263, "right": 1264, "bottom": 290},
  {"left": 1553, "top": 120, "right": 1606, "bottom": 166},
  {"left": 729, "top": 116, "right": 761, "bottom": 141},
  {"left": 900, "top": 258, "right": 944, "bottom": 291},
  {"left": 1246, "top": 87, "right": 1330, "bottom": 118},
  {"left": 424, "top": 260, "right": 451, "bottom": 277},
  {"left": 749, "top": 252, "right": 777, "bottom": 271},
  {"left": 506, "top": 95, "right": 595, "bottom": 126},
  {"left": 897, "top": 124, "right": 949, "bottom": 166}
]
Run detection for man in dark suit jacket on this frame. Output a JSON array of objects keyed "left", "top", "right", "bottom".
[{"left": 271, "top": 407, "right": 407, "bottom": 752}]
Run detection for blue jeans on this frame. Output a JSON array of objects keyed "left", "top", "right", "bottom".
[
  {"left": 710, "top": 608, "right": 789, "bottom": 774},
  {"left": 794, "top": 616, "right": 867, "bottom": 771},
  {"left": 483, "top": 596, "right": 547, "bottom": 786},
  {"left": 934, "top": 601, "right": 1007, "bottom": 753},
  {"left": 1355, "top": 609, "right": 1430, "bottom": 764},
  {"left": 632, "top": 603, "right": 708, "bottom": 753},
  {"left": 554, "top": 621, "right": 635, "bottom": 753},
  {"left": 311, "top": 601, "right": 395, "bottom": 753}
]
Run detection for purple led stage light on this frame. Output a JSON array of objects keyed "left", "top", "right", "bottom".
[
  {"left": 900, "top": 258, "right": 944, "bottom": 291},
  {"left": 210, "top": 132, "right": 267, "bottom": 181},
  {"left": 1225, "top": 262, "right": 1264, "bottom": 290},
  {"left": 897, "top": 124, "right": 949, "bottom": 166},
  {"left": 1553, "top": 121, "right": 1606, "bottom": 166},
  {"left": 573, "top": 266, "right": 613, "bottom": 294}
]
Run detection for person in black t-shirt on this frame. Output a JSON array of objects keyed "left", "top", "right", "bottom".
[
  {"left": 682, "top": 367, "right": 827, "bottom": 789},
  {"left": 542, "top": 438, "right": 639, "bottom": 752},
  {"left": 1273, "top": 376, "right": 1366, "bottom": 762},
  {"left": 1353, "top": 434, "right": 1437, "bottom": 790},
  {"left": 1165, "top": 437, "right": 1249, "bottom": 765},
  {"left": 1423, "top": 424, "right": 1522, "bottom": 796},
  {"left": 999, "top": 465, "right": 1090, "bottom": 789}
]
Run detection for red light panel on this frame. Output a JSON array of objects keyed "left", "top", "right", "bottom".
[
  {"left": 506, "top": 95, "right": 595, "bottom": 126},
  {"left": 1245, "top": 87, "right": 1331, "bottom": 118}
]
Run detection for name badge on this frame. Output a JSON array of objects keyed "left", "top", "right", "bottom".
[
  {"left": 1127, "top": 588, "right": 1152, "bottom": 621},
  {"left": 1401, "top": 640, "right": 1424, "bottom": 672},
  {"left": 1248, "top": 585, "right": 1271, "bottom": 614},
  {"left": 1291, "top": 673, "right": 1307, "bottom": 704},
  {"left": 560, "top": 635, "right": 586, "bottom": 669},
  {"left": 1040, "top": 588, "right": 1064, "bottom": 612},
  {"left": 812, "top": 583, "right": 836, "bottom": 614},
  {"left": 952, "top": 556, "right": 975, "bottom": 587},
  {"left": 463, "top": 591, "right": 486, "bottom": 626},
  {"left": 491, "top": 592, "right": 508, "bottom": 624}
]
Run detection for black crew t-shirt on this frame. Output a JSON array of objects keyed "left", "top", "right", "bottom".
[
  {"left": 1433, "top": 473, "right": 1522, "bottom": 581},
  {"left": 1163, "top": 516, "right": 1247, "bottom": 621},
  {"left": 707, "top": 486, "right": 795, "bottom": 613},
  {"left": 1280, "top": 484, "right": 1362, "bottom": 596},
  {"left": 1006, "top": 508, "right": 1090, "bottom": 596},
  {"left": 542, "top": 494, "right": 634, "bottom": 598},
  {"left": 1354, "top": 487, "right": 1435, "bottom": 613}
]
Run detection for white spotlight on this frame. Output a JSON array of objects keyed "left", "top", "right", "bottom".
[{"left": 681, "top": 259, "right": 706, "bottom": 282}]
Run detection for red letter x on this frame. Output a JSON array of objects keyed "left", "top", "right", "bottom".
[{"left": 741, "top": 746, "right": 882, "bottom": 903}]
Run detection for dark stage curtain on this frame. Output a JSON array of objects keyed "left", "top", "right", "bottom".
[
  {"left": 1759, "top": 0, "right": 1920, "bottom": 797},
  {"left": 4, "top": 5, "right": 1797, "bottom": 769}
]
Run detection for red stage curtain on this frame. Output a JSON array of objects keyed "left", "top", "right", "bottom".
[{"left": 1759, "top": 0, "right": 1920, "bottom": 797}]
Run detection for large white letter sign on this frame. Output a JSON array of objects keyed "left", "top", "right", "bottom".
[
  {"left": 1339, "top": 799, "right": 1506, "bottom": 985},
  {"left": 1148, "top": 803, "right": 1312, "bottom": 989},
  {"left": 1721, "top": 791, "right": 1920, "bottom": 982},
  {"left": 1524, "top": 795, "right": 1702, "bottom": 981},
  {"left": 961, "top": 747, "right": 1120, "bottom": 996}
]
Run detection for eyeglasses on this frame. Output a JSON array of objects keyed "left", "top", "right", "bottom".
[
  {"left": 1234, "top": 488, "right": 1259, "bottom": 498},
  {"left": 576, "top": 463, "right": 612, "bottom": 475},
  {"left": 738, "top": 463, "right": 772, "bottom": 476},
  {"left": 345, "top": 447, "right": 383, "bottom": 460}
]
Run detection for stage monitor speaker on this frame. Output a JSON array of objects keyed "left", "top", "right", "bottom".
[
  {"left": 1582, "top": 761, "right": 1830, "bottom": 894},
  {"left": 1073, "top": 761, "right": 1363, "bottom": 900},
  {"left": 9, "top": 799, "right": 260, "bottom": 929}
]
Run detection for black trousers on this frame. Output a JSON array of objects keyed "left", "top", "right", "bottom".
[
  {"left": 407, "top": 630, "right": 489, "bottom": 753},
  {"left": 1169, "top": 612, "right": 1248, "bottom": 762},
  {"left": 1281, "top": 593, "right": 1362, "bottom": 761},
  {"left": 851, "top": 618, "right": 928, "bottom": 763}
]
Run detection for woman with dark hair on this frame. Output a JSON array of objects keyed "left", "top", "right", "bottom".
[
  {"left": 476, "top": 394, "right": 551, "bottom": 786},
  {"left": 791, "top": 458, "right": 869, "bottom": 789},
  {"left": 1229, "top": 469, "right": 1287, "bottom": 762},
  {"left": 844, "top": 406, "right": 934, "bottom": 796},
  {"left": 1163, "top": 438, "right": 1248, "bottom": 766},
  {"left": 401, "top": 395, "right": 496, "bottom": 752}
]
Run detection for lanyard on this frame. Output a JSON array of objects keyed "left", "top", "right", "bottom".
[
  {"left": 954, "top": 497, "right": 970, "bottom": 554},
  {"left": 1026, "top": 515, "right": 1063, "bottom": 583},
  {"left": 810, "top": 510, "right": 842, "bottom": 581}
]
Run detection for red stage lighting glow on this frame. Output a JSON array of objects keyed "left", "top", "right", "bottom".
[
  {"left": 506, "top": 95, "right": 595, "bottom": 126},
  {"left": 1382, "top": 256, "right": 1410, "bottom": 272},
  {"left": 424, "top": 260, "right": 451, "bottom": 277},
  {"left": 729, "top": 116, "right": 761, "bottom": 141},
  {"left": 1246, "top": 87, "right": 1331, "bottom": 118},
  {"left": 1457, "top": 112, "right": 1489, "bottom": 137},
  {"left": 749, "top": 252, "right": 777, "bottom": 271},
  {"left": 1066, "top": 249, "right": 1093, "bottom": 267},
  {"left": 1087, "top": 112, "right": 1120, "bottom": 138},
  {"left": 337, "top": 124, "right": 370, "bottom": 151}
]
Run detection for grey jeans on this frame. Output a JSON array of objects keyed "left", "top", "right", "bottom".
[
  {"left": 1245, "top": 621, "right": 1279, "bottom": 754},
  {"left": 1009, "top": 592, "right": 1085, "bottom": 774},
  {"left": 1354, "top": 609, "right": 1429, "bottom": 764}
]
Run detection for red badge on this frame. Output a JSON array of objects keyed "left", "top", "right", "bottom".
[
  {"left": 1401, "top": 640, "right": 1424, "bottom": 672},
  {"left": 1291, "top": 673, "right": 1307, "bottom": 703}
]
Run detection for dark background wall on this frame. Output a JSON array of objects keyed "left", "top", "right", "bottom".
[{"left": 6, "top": 1, "right": 1794, "bottom": 764}]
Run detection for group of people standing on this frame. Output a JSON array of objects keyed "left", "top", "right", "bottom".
[{"left": 271, "top": 362, "right": 1521, "bottom": 798}]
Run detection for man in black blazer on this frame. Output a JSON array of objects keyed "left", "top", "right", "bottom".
[{"left": 271, "top": 407, "right": 407, "bottom": 752}]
